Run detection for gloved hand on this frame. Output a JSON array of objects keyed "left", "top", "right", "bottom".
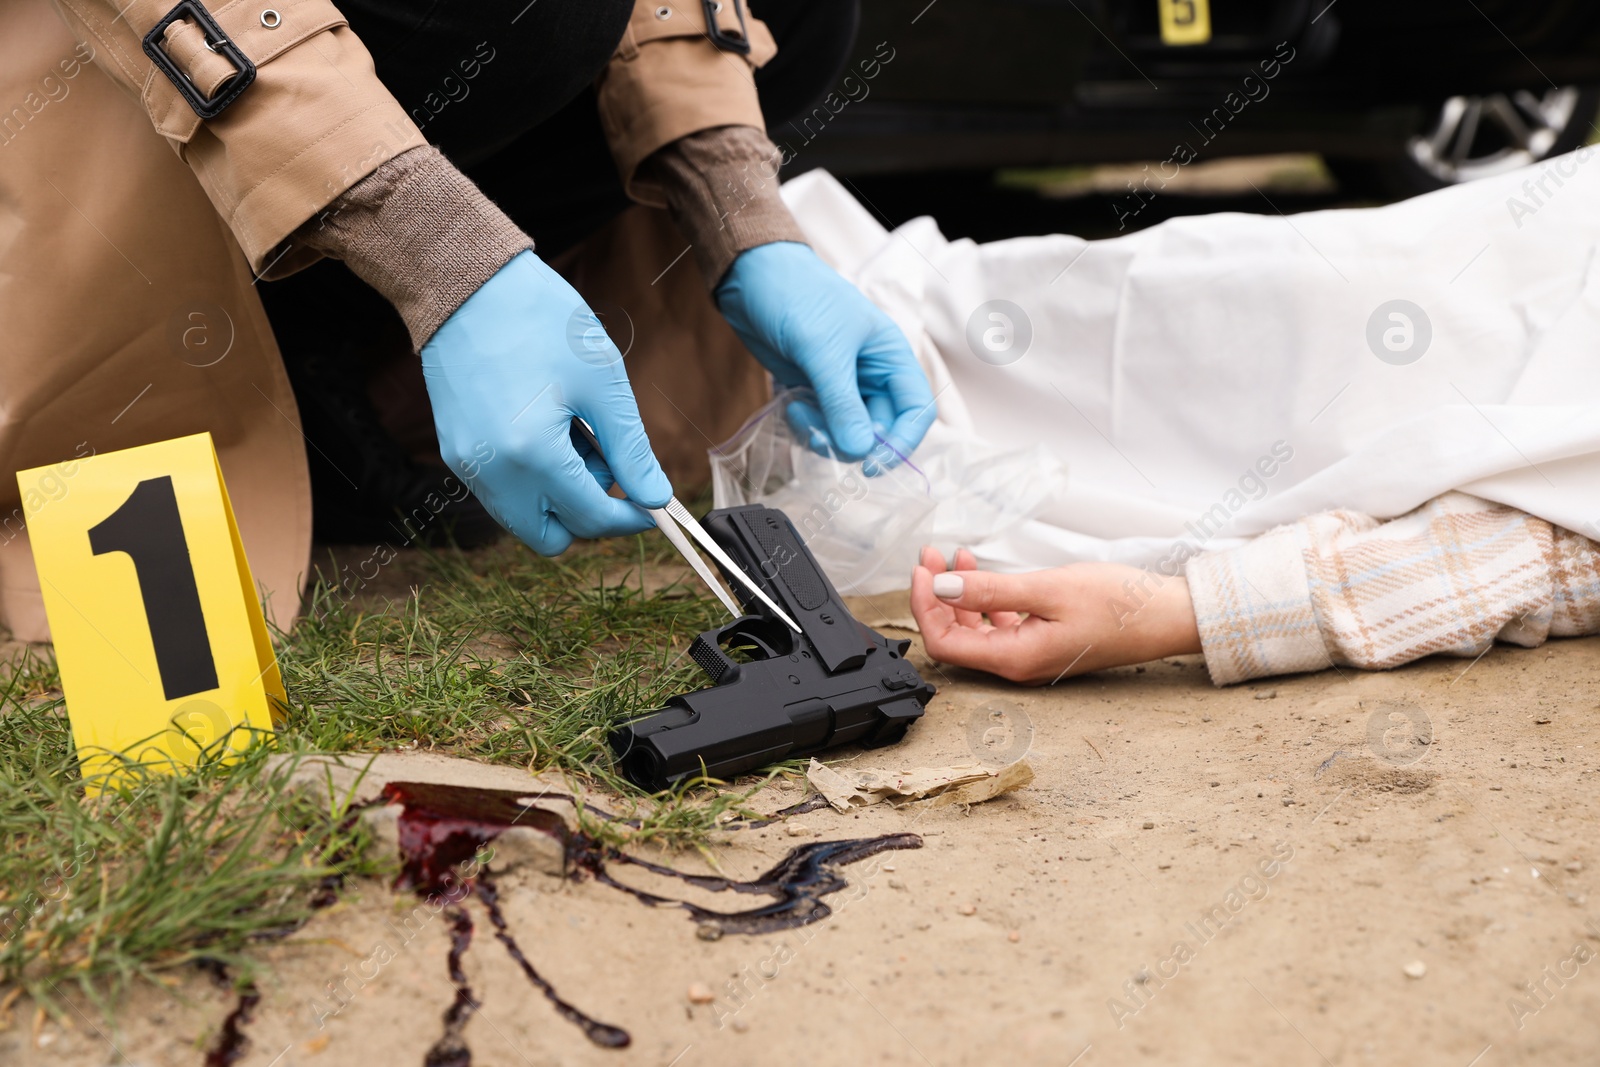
[
  {"left": 421, "top": 250, "right": 671, "bottom": 555},
  {"left": 716, "top": 241, "right": 936, "bottom": 473}
]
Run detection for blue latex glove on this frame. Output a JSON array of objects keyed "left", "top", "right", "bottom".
[
  {"left": 716, "top": 241, "right": 935, "bottom": 472},
  {"left": 421, "top": 251, "right": 671, "bottom": 555}
]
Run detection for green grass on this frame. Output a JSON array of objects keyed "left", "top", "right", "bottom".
[
  {"left": 0, "top": 677, "right": 378, "bottom": 1009},
  {"left": 281, "top": 535, "right": 721, "bottom": 768},
  {"left": 0, "top": 532, "right": 765, "bottom": 1013}
]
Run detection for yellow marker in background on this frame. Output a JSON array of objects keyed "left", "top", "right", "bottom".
[
  {"left": 1159, "top": 0, "right": 1212, "bottom": 45},
  {"left": 18, "top": 433, "right": 283, "bottom": 790}
]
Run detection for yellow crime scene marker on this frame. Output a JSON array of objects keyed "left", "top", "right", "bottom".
[
  {"left": 18, "top": 432, "right": 283, "bottom": 789},
  {"left": 1158, "top": 0, "right": 1211, "bottom": 46}
]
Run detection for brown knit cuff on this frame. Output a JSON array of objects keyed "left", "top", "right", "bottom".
[
  {"left": 639, "top": 125, "right": 809, "bottom": 288},
  {"left": 293, "top": 145, "right": 534, "bottom": 350}
]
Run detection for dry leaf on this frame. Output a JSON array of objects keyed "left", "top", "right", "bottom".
[{"left": 806, "top": 758, "right": 1033, "bottom": 812}]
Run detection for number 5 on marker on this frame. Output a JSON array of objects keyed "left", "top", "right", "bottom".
[
  {"left": 19, "top": 433, "right": 284, "bottom": 789},
  {"left": 1158, "top": 0, "right": 1211, "bottom": 45}
]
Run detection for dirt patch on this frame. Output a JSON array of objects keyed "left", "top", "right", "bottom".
[{"left": 1317, "top": 756, "right": 1438, "bottom": 796}]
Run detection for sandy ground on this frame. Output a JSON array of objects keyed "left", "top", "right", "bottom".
[{"left": 7, "top": 583, "right": 1600, "bottom": 1067}]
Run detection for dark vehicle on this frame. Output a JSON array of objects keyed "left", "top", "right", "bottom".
[{"left": 791, "top": 0, "right": 1600, "bottom": 197}]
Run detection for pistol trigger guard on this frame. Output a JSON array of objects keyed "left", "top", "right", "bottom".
[{"left": 711, "top": 614, "right": 795, "bottom": 660}]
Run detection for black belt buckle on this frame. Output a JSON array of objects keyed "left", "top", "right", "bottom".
[
  {"left": 702, "top": 0, "right": 752, "bottom": 55},
  {"left": 142, "top": 0, "right": 257, "bottom": 119}
]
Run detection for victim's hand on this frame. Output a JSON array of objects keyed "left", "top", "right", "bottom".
[{"left": 909, "top": 547, "right": 1202, "bottom": 684}]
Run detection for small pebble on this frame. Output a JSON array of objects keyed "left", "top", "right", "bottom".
[
  {"left": 1255, "top": 690, "right": 1278, "bottom": 700},
  {"left": 957, "top": 903, "right": 977, "bottom": 916},
  {"left": 1007, "top": 930, "right": 1021, "bottom": 943},
  {"left": 696, "top": 922, "right": 723, "bottom": 941},
  {"left": 688, "top": 983, "right": 715, "bottom": 1004},
  {"left": 882, "top": 863, "right": 895, "bottom": 871},
  {"left": 1158, "top": 863, "right": 1172, "bottom": 870},
  {"left": 1489, "top": 785, "right": 1503, "bottom": 792},
  {"left": 1142, "top": 821, "right": 1155, "bottom": 830},
  {"left": 1403, "top": 961, "right": 1427, "bottom": 979},
  {"left": 1201, "top": 715, "right": 1212, "bottom": 722},
  {"left": 1356, "top": 833, "right": 1371, "bottom": 843},
  {"left": 888, "top": 878, "right": 906, "bottom": 890},
  {"left": 1282, "top": 798, "right": 1294, "bottom": 807},
  {"left": 786, "top": 824, "right": 810, "bottom": 838},
  {"left": 1209, "top": 781, "right": 1220, "bottom": 788},
  {"left": 1567, "top": 861, "right": 1583, "bottom": 874}
]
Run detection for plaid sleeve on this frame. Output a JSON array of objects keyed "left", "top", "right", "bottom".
[
  {"left": 1186, "top": 517, "right": 1344, "bottom": 685},
  {"left": 1186, "top": 493, "right": 1600, "bottom": 686},
  {"left": 1552, "top": 524, "right": 1600, "bottom": 637}
]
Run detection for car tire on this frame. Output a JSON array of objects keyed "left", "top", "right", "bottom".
[{"left": 1328, "top": 86, "right": 1600, "bottom": 199}]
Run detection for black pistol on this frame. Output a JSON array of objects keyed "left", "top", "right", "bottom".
[{"left": 609, "top": 504, "right": 935, "bottom": 791}]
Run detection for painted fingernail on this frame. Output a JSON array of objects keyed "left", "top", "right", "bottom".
[{"left": 932, "top": 573, "right": 964, "bottom": 599}]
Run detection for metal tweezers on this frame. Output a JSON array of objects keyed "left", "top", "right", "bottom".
[{"left": 572, "top": 419, "right": 801, "bottom": 633}]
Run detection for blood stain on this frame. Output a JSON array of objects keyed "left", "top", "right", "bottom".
[
  {"left": 197, "top": 959, "right": 260, "bottom": 1067},
  {"left": 381, "top": 781, "right": 918, "bottom": 1063}
]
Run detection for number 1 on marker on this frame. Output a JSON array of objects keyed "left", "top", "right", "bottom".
[{"left": 89, "top": 476, "right": 220, "bottom": 701}]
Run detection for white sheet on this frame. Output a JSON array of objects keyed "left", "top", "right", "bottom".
[{"left": 775, "top": 152, "right": 1600, "bottom": 578}]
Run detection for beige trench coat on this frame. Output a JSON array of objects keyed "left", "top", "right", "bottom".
[{"left": 1, "top": 0, "right": 773, "bottom": 642}]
